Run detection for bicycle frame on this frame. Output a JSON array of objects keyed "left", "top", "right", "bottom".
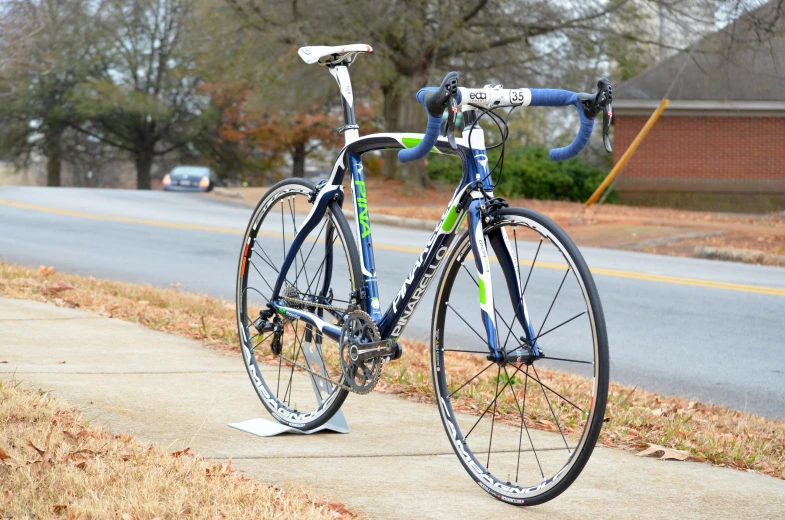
[
  {"left": 269, "top": 62, "right": 539, "bottom": 361},
  {"left": 271, "top": 131, "right": 541, "bottom": 361}
]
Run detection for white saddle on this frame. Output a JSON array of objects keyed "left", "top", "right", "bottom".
[{"left": 298, "top": 44, "right": 373, "bottom": 65}]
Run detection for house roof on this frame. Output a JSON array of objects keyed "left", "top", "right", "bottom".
[{"left": 615, "top": 2, "right": 785, "bottom": 109}]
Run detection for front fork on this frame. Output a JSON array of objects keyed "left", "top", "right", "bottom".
[{"left": 466, "top": 199, "right": 541, "bottom": 365}]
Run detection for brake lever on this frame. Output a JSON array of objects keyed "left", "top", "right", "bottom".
[
  {"left": 602, "top": 102, "right": 612, "bottom": 153},
  {"left": 438, "top": 93, "right": 459, "bottom": 149},
  {"left": 577, "top": 77, "right": 613, "bottom": 153}
]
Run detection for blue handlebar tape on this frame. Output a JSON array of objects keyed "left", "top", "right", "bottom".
[
  {"left": 529, "top": 89, "right": 595, "bottom": 162},
  {"left": 398, "top": 87, "right": 462, "bottom": 163}
]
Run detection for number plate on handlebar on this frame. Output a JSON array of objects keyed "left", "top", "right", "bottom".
[{"left": 458, "top": 87, "right": 531, "bottom": 108}]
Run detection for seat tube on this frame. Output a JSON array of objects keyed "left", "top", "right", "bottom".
[
  {"left": 466, "top": 197, "right": 502, "bottom": 362},
  {"left": 349, "top": 152, "right": 382, "bottom": 321}
]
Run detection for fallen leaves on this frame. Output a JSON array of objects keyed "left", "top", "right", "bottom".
[
  {"left": 638, "top": 444, "right": 690, "bottom": 461},
  {"left": 171, "top": 447, "right": 192, "bottom": 458},
  {"left": 43, "top": 281, "right": 75, "bottom": 297},
  {"left": 0, "top": 446, "right": 13, "bottom": 462}
]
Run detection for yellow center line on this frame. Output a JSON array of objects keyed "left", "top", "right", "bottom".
[{"left": 3, "top": 198, "right": 784, "bottom": 297}]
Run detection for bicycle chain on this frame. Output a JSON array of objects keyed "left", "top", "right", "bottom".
[{"left": 279, "top": 296, "right": 347, "bottom": 314}]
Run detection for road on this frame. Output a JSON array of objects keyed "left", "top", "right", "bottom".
[{"left": 1, "top": 186, "right": 784, "bottom": 418}]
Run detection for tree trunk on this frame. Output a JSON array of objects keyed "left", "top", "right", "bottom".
[
  {"left": 291, "top": 141, "right": 306, "bottom": 178},
  {"left": 135, "top": 149, "right": 154, "bottom": 190},
  {"left": 44, "top": 126, "right": 63, "bottom": 187},
  {"left": 382, "top": 72, "right": 430, "bottom": 186}
]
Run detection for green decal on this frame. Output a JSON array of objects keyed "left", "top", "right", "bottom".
[
  {"left": 278, "top": 307, "right": 286, "bottom": 314},
  {"left": 354, "top": 180, "right": 371, "bottom": 238},
  {"left": 478, "top": 277, "right": 486, "bottom": 305},
  {"left": 441, "top": 205, "right": 460, "bottom": 232},
  {"left": 401, "top": 137, "right": 440, "bottom": 154},
  {"left": 401, "top": 137, "right": 422, "bottom": 149}
]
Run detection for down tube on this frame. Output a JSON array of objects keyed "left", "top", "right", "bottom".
[{"left": 378, "top": 227, "right": 456, "bottom": 340}]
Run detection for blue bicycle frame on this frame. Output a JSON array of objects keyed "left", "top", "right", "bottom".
[{"left": 270, "top": 129, "right": 541, "bottom": 363}]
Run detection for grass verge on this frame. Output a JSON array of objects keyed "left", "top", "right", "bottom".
[
  {"left": 0, "top": 379, "right": 355, "bottom": 519},
  {"left": 1, "top": 262, "right": 783, "bottom": 480}
]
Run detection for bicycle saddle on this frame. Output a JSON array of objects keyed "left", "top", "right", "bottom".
[{"left": 298, "top": 44, "right": 373, "bottom": 66}]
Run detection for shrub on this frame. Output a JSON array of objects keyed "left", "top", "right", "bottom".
[{"left": 426, "top": 145, "right": 617, "bottom": 203}]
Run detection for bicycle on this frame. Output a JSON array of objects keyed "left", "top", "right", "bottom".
[{"left": 236, "top": 43, "right": 612, "bottom": 506}]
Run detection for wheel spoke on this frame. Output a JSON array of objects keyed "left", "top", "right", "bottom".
[
  {"left": 465, "top": 371, "right": 516, "bottom": 441},
  {"left": 520, "top": 365, "right": 587, "bottom": 414},
  {"left": 248, "top": 260, "right": 275, "bottom": 294},
  {"left": 282, "top": 320, "right": 306, "bottom": 406},
  {"left": 536, "top": 268, "right": 570, "bottom": 337},
  {"left": 539, "top": 355, "right": 593, "bottom": 365},
  {"left": 487, "top": 365, "right": 501, "bottom": 468},
  {"left": 294, "top": 219, "right": 329, "bottom": 283},
  {"left": 447, "top": 361, "right": 495, "bottom": 399},
  {"left": 522, "top": 238, "right": 542, "bottom": 296},
  {"left": 531, "top": 364, "right": 571, "bottom": 452},
  {"left": 445, "top": 302, "right": 493, "bottom": 352},
  {"left": 460, "top": 262, "right": 517, "bottom": 350},
  {"left": 516, "top": 364, "right": 544, "bottom": 481},
  {"left": 532, "top": 310, "right": 586, "bottom": 343}
]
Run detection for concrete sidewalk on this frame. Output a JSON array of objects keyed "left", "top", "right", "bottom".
[{"left": 1, "top": 297, "right": 782, "bottom": 519}]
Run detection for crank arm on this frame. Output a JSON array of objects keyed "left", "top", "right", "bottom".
[{"left": 349, "top": 339, "right": 402, "bottom": 363}]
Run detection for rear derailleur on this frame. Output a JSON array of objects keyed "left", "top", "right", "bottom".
[{"left": 252, "top": 305, "right": 284, "bottom": 355}]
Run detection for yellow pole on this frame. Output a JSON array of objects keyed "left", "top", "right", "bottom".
[{"left": 584, "top": 98, "right": 670, "bottom": 209}]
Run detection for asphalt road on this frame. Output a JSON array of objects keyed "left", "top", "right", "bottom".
[{"left": 2, "top": 187, "right": 784, "bottom": 418}]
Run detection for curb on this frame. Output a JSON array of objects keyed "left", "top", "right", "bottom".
[
  {"left": 693, "top": 246, "right": 785, "bottom": 267},
  {"left": 211, "top": 188, "right": 442, "bottom": 231},
  {"left": 212, "top": 187, "right": 244, "bottom": 200},
  {"left": 343, "top": 210, "right": 440, "bottom": 231}
]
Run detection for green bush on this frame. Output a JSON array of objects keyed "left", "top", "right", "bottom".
[{"left": 426, "top": 146, "right": 617, "bottom": 203}]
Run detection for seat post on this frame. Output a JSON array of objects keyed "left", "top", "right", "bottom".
[{"left": 328, "top": 64, "right": 359, "bottom": 144}]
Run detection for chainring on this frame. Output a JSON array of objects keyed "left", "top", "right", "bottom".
[{"left": 339, "top": 310, "right": 383, "bottom": 394}]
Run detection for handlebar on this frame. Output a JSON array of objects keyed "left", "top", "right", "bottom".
[
  {"left": 399, "top": 74, "right": 612, "bottom": 164},
  {"left": 528, "top": 89, "right": 593, "bottom": 161},
  {"left": 399, "top": 72, "right": 461, "bottom": 163}
]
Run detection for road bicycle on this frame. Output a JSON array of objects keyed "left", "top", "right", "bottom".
[{"left": 236, "top": 43, "right": 611, "bottom": 506}]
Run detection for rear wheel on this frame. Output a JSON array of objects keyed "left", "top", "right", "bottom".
[
  {"left": 236, "top": 178, "right": 362, "bottom": 430},
  {"left": 431, "top": 207, "right": 608, "bottom": 505}
]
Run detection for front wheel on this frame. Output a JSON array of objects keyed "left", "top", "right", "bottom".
[{"left": 431, "top": 207, "right": 609, "bottom": 506}]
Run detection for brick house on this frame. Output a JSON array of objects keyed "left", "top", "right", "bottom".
[{"left": 613, "top": 4, "right": 785, "bottom": 212}]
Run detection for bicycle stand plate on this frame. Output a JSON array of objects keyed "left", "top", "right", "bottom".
[{"left": 229, "top": 409, "right": 349, "bottom": 437}]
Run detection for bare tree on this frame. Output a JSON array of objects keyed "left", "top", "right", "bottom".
[
  {"left": 0, "top": 0, "right": 102, "bottom": 186},
  {"left": 73, "top": 0, "right": 208, "bottom": 189}
]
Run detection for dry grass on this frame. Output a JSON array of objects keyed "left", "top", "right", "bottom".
[
  {"left": 1, "top": 262, "right": 784, "bottom": 480},
  {"left": 0, "top": 379, "right": 356, "bottom": 519}
]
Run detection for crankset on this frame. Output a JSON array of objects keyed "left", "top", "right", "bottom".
[{"left": 339, "top": 310, "right": 385, "bottom": 394}]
